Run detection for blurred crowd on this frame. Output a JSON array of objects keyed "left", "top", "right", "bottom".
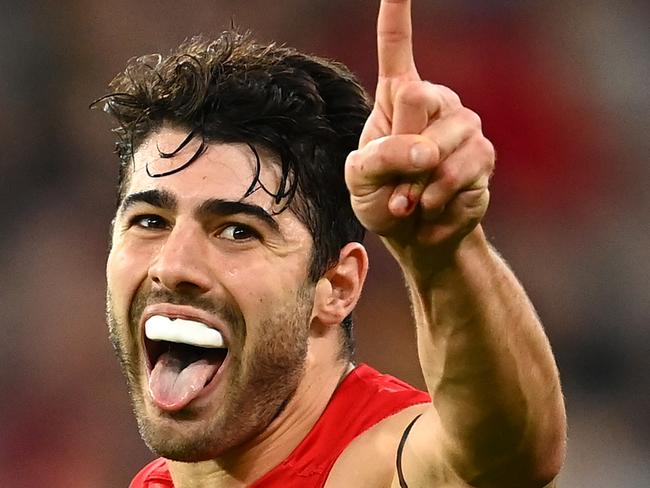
[{"left": 1, "top": 1, "right": 648, "bottom": 486}]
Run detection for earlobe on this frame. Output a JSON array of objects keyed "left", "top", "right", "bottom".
[{"left": 311, "top": 243, "right": 368, "bottom": 328}]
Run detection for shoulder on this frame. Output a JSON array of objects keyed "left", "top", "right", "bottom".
[
  {"left": 336, "top": 364, "right": 430, "bottom": 407},
  {"left": 323, "top": 365, "right": 431, "bottom": 488},
  {"left": 325, "top": 403, "right": 428, "bottom": 488},
  {"left": 324, "top": 364, "right": 430, "bottom": 444},
  {"left": 254, "top": 364, "right": 430, "bottom": 487}
]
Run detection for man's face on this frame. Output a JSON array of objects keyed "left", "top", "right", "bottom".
[{"left": 106, "top": 127, "right": 316, "bottom": 461}]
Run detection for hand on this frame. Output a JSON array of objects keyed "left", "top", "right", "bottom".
[{"left": 345, "top": 0, "right": 495, "bottom": 273}]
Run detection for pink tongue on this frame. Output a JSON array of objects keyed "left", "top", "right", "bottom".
[{"left": 149, "top": 351, "right": 219, "bottom": 411}]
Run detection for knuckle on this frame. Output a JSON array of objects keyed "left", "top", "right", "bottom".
[
  {"left": 469, "top": 134, "right": 494, "bottom": 157},
  {"left": 438, "top": 164, "right": 460, "bottom": 193},
  {"left": 345, "top": 149, "right": 366, "bottom": 177},
  {"left": 480, "top": 139, "right": 496, "bottom": 172},
  {"left": 345, "top": 149, "right": 360, "bottom": 169},
  {"left": 396, "top": 81, "right": 430, "bottom": 107},
  {"left": 344, "top": 153, "right": 356, "bottom": 183},
  {"left": 431, "top": 83, "right": 462, "bottom": 106},
  {"left": 460, "top": 108, "right": 482, "bottom": 130}
]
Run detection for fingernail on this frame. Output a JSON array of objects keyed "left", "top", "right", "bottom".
[
  {"left": 410, "top": 143, "right": 433, "bottom": 168},
  {"left": 389, "top": 194, "right": 409, "bottom": 214}
]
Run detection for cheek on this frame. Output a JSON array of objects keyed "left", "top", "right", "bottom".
[
  {"left": 233, "top": 262, "right": 308, "bottom": 323},
  {"left": 219, "top": 260, "right": 268, "bottom": 311},
  {"left": 106, "top": 242, "right": 151, "bottom": 316}
]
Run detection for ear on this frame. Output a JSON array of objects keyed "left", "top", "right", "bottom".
[{"left": 311, "top": 242, "right": 369, "bottom": 328}]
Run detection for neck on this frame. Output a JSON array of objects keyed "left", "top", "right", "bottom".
[{"left": 168, "top": 356, "right": 353, "bottom": 488}]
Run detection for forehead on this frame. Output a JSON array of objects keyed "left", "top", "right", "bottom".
[{"left": 125, "top": 127, "right": 285, "bottom": 211}]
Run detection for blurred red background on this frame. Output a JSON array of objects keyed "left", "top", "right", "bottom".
[{"left": 1, "top": 1, "right": 648, "bottom": 486}]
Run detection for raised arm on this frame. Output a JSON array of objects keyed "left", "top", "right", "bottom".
[{"left": 344, "top": 1, "right": 566, "bottom": 486}]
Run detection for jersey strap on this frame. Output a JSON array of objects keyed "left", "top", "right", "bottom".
[{"left": 396, "top": 414, "right": 422, "bottom": 488}]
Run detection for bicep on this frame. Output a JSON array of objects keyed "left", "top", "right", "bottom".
[{"left": 395, "top": 409, "right": 563, "bottom": 488}]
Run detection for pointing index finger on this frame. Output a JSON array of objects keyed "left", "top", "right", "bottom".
[{"left": 377, "top": 0, "right": 417, "bottom": 78}]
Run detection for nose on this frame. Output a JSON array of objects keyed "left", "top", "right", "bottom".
[{"left": 148, "top": 223, "right": 213, "bottom": 294}]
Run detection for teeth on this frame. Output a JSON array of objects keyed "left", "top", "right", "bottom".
[{"left": 145, "top": 315, "right": 225, "bottom": 348}]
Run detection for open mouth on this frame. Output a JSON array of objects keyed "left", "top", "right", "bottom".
[{"left": 143, "top": 315, "right": 229, "bottom": 412}]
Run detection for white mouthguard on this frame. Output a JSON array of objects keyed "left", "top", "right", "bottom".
[{"left": 145, "top": 315, "right": 225, "bottom": 348}]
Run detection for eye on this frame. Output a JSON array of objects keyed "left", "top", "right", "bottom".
[
  {"left": 130, "top": 214, "right": 169, "bottom": 230},
  {"left": 218, "top": 224, "right": 259, "bottom": 241}
]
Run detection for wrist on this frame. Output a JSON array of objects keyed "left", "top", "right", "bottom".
[{"left": 388, "top": 225, "right": 491, "bottom": 291}]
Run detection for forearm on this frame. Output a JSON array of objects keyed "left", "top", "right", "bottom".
[{"left": 402, "top": 226, "right": 566, "bottom": 486}]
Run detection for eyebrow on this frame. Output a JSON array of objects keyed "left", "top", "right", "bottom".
[
  {"left": 119, "top": 189, "right": 177, "bottom": 214},
  {"left": 118, "top": 190, "right": 280, "bottom": 232},
  {"left": 196, "top": 199, "right": 280, "bottom": 232}
]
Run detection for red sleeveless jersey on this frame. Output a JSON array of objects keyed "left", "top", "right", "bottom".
[{"left": 129, "top": 364, "right": 430, "bottom": 487}]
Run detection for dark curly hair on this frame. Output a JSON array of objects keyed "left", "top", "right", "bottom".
[{"left": 94, "top": 30, "right": 371, "bottom": 357}]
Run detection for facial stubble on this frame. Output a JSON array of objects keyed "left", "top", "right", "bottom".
[{"left": 106, "top": 286, "right": 313, "bottom": 462}]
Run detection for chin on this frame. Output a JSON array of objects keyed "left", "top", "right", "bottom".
[
  {"left": 149, "top": 441, "right": 221, "bottom": 463},
  {"left": 138, "top": 415, "right": 232, "bottom": 462}
]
